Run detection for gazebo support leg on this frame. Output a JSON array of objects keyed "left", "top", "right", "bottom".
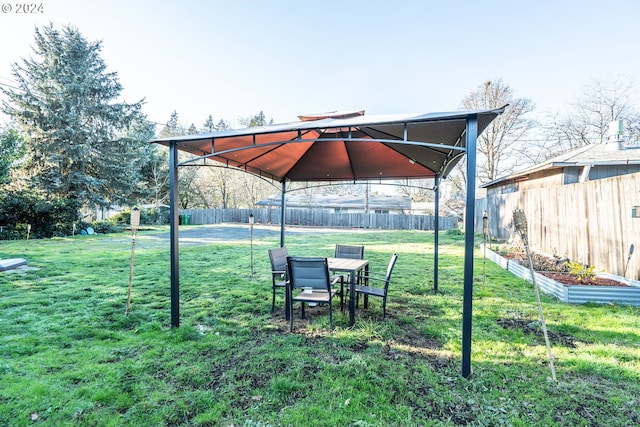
[
  {"left": 169, "top": 141, "right": 180, "bottom": 328},
  {"left": 462, "top": 115, "right": 478, "bottom": 378},
  {"left": 434, "top": 175, "right": 440, "bottom": 293},
  {"left": 280, "top": 181, "right": 286, "bottom": 248}
]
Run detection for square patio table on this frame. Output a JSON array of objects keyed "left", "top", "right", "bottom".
[{"left": 327, "top": 257, "right": 369, "bottom": 327}]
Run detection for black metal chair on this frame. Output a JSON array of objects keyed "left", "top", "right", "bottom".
[
  {"left": 355, "top": 253, "right": 398, "bottom": 318},
  {"left": 335, "top": 244, "right": 364, "bottom": 260},
  {"left": 334, "top": 244, "right": 365, "bottom": 299},
  {"left": 287, "top": 256, "right": 343, "bottom": 332},
  {"left": 268, "top": 247, "right": 289, "bottom": 313}
]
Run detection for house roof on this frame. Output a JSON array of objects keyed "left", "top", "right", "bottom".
[
  {"left": 256, "top": 194, "right": 411, "bottom": 210},
  {"left": 482, "top": 142, "right": 640, "bottom": 188}
]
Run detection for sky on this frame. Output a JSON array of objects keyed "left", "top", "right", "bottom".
[{"left": 1, "top": 0, "right": 639, "bottom": 131}]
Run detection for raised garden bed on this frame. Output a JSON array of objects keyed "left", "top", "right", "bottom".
[
  {"left": 0, "top": 258, "right": 27, "bottom": 272},
  {"left": 481, "top": 244, "right": 640, "bottom": 306}
]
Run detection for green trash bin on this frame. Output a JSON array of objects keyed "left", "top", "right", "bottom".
[{"left": 184, "top": 214, "right": 191, "bottom": 225}]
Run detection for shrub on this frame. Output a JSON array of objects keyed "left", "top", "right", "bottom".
[
  {"left": 109, "top": 210, "right": 131, "bottom": 225},
  {"left": 91, "top": 220, "right": 123, "bottom": 234},
  {"left": 445, "top": 227, "right": 463, "bottom": 236},
  {"left": 109, "top": 206, "right": 170, "bottom": 226},
  {"left": 0, "top": 188, "right": 80, "bottom": 239},
  {"left": 143, "top": 206, "right": 169, "bottom": 225}
]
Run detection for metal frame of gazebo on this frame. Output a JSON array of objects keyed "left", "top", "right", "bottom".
[{"left": 152, "top": 106, "right": 506, "bottom": 377}]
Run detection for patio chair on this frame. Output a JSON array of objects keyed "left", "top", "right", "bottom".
[
  {"left": 355, "top": 253, "right": 398, "bottom": 319},
  {"left": 335, "top": 244, "right": 365, "bottom": 260},
  {"left": 268, "top": 247, "right": 289, "bottom": 313},
  {"left": 287, "top": 256, "right": 343, "bottom": 332},
  {"left": 334, "top": 244, "right": 365, "bottom": 297}
]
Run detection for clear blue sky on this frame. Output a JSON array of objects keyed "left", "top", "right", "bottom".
[{"left": 1, "top": 0, "right": 639, "bottom": 129}]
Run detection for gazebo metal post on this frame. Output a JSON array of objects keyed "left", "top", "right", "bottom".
[
  {"left": 462, "top": 115, "right": 478, "bottom": 378},
  {"left": 280, "top": 181, "right": 286, "bottom": 247},
  {"left": 434, "top": 175, "right": 440, "bottom": 292},
  {"left": 169, "top": 141, "right": 180, "bottom": 328}
]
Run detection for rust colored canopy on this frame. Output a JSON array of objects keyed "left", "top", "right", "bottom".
[{"left": 152, "top": 107, "right": 505, "bottom": 182}]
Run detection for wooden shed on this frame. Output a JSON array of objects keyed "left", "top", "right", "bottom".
[{"left": 478, "top": 136, "right": 640, "bottom": 280}]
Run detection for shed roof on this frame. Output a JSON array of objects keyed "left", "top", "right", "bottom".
[
  {"left": 482, "top": 142, "right": 640, "bottom": 188},
  {"left": 256, "top": 194, "right": 411, "bottom": 210}
]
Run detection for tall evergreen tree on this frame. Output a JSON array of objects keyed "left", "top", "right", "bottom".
[
  {"left": 0, "top": 127, "right": 25, "bottom": 185},
  {"left": 160, "top": 111, "right": 182, "bottom": 137},
  {"left": 187, "top": 123, "right": 198, "bottom": 134},
  {"left": 203, "top": 114, "right": 215, "bottom": 132},
  {"left": 202, "top": 115, "right": 231, "bottom": 132},
  {"left": 0, "top": 24, "right": 145, "bottom": 207},
  {"left": 250, "top": 111, "right": 267, "bottom": 127},
  {"left": 120, "top": 117, "right": 162, "bottom": 203},
  {"left": 240, "top": 111, "right": 272, "bottom": 128},
  {"left": 157, "top": 111, "right": 202, "bottom": 209},
  {"left": 215, "top": 119, "right": 231, "bottom": 131}
]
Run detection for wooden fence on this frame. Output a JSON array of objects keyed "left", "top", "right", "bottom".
[
  {"left": 179, "top": 208, "right": 458, "bottom": 231},
  {"left": 476, "top": 171, "right": 640, "bottom": 280}
]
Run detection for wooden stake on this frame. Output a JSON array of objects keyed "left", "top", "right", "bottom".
[
  {"left": 513, "top": 209, "right": 557, "bottom": 382},
  {"left": 126, "top": 208, "right": 141, "bottom": 316},
  {"left": 126, "top": 235, "right": 136, "bottom": 316}
]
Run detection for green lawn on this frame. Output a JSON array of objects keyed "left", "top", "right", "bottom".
[{"left": 1, "top": 225, "right": 639, "bottom": 426}]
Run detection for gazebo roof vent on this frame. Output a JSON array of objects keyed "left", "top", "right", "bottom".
[{"left": 297, "top": 109, "right": 365, "bottom": 121}]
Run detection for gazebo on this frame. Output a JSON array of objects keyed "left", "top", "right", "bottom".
[{"left": 151, "top": 106, "right": 506, "bottom": 377}]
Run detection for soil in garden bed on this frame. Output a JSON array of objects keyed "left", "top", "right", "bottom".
[
  {"left": 499, "top": 246, "right": 628, "bottom": 287},
  {"left": 539, "top": 272, "right": 627, "bottom": 287}
]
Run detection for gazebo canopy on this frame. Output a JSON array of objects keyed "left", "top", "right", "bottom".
[
  {"left": 151, "top": 106, "right": 506, "bottom": 378},
  {"left": 152, "top": 107, "right": 505, "bottom": 182}
]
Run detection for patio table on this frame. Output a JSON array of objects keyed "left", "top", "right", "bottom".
[{"left": 327, "top": 257, "right": 369, "bottom": 327}]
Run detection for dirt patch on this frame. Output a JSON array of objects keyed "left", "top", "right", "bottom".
[
  {"left": 392, "top": 329, "right": 443, "bottom": 351},
  {"left": 496, "top": 317, "right": 587, "bottom": 348}
]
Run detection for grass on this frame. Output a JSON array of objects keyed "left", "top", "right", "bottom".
[{"left": 1, "top": 224, "right": 640, "bottom": 426}]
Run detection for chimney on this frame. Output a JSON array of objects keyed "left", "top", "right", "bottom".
[{"left": 606, "top": 120, "right": 624, "bottom": 150}]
